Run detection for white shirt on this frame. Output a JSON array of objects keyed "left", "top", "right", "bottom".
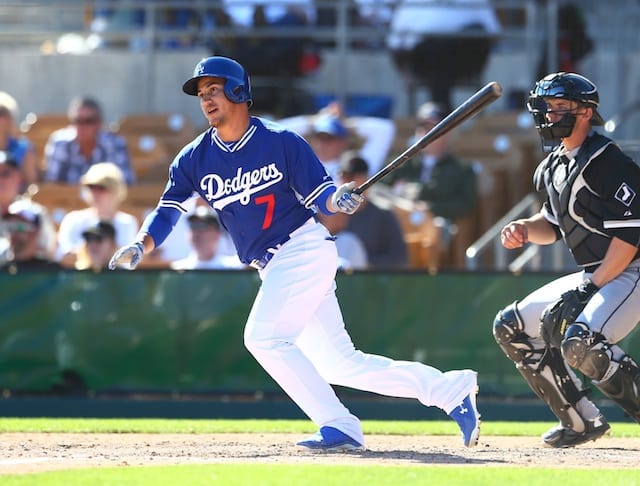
[
  {"left": 276, "top": 115, "right": 396, "bottom": 178},
  {"left": 56, "top": 208, "right": 138, "bottom": 259},
  {"left": 334, "top": 231, "right": 368, "bottom": 270},
  {"left": 155, "top": 196, "right": 238, "bottom": 262},
  {"left": 421, "top": 154, "right": 438, "bottom": 183},
  {"left": 170, "top": 252, "right": 246, "bottom": 270},
  {"left": 387, "top": 0, "right": 501, "bottom": 50},
  {"left": 224, "top": 0, "right": 316, "bottom": 27}
]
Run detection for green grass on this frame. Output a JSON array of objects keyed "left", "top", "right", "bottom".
[
  {"left": 1, "top": 417, "right": 640, "bottom": 438},
  {"left": 1, "top": 418, "right": 639, "bottom": 485},
  {"left": 4, "top": 465, "right": 640, "bottom": 486}
]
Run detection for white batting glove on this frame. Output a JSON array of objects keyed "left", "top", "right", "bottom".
[
  {"left": 329, "top": 182, "right": 365, "bottom": 215},
  {"left": 108, "top": 242, "right": 144, "bottom": 270}
]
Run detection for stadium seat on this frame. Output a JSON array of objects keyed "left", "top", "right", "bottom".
[
  {"left": 123, "top": 134, "right": 171, "bottom": 182},
  {"left": 114, "top": 113, "right": 198, "bottom": 158}
]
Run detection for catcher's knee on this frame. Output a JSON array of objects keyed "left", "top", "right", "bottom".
[
  {"left": 561, "top": 323, "right": 611, "bottom": 380},
  {"left": 493, "top": 301, "right": 534, "bottom": 363}
]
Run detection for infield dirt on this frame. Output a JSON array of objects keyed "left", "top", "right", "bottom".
[{"left": 0, "top": 433, "right": 638, "bottom": 474}]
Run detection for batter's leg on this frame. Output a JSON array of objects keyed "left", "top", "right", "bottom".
[
  {"left": 296, "top": 292, "right": 477, "bottom": 413},
  {"left": 243, "top": 225, "right": 364, "bottom": 445}
]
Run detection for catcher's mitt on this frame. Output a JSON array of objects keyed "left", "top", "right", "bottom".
[{"left": 540, "top": 279, "right": 599, "bottom": 348}]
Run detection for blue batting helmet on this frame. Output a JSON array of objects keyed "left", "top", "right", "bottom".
[{"left": 182, "top": 56, "right": 252, "bottom": 105}]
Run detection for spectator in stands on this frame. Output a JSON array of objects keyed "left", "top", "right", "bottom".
[
  {"left": 219, "top": 0, "right": 320, "bottom": 115},
  {"left": 0, "top": 152, "right": 56, "bottom": 265},
  {"left": 171, "top": 205, "right": 245, "bottom": 270},
  {"left": 0, "top": 91, "right": 39, "bottom": 186},
  {"left": 153, "top": 196, "right": 238, "bottom": 265},
  {"left": 316, "top": 0, "right": 392, "bottom": 49},
  {"left": 277, "top": 101, "right": 396, "bottom": 179},
  {"left": 338, "top": 153, "right": 409, "bottom": 269},
  {"left": 385, "top": 102, "right": 478, "bottom": 248},
  {"left": 536, "top": 2, "right": 594, "bottom": 79},
  {"left": 73, "top": 220, "right": 119, "bottom": 272},
  {"left": 0, "top": 199, "right": 61, "bottom": 272},
  {"left": 56, "top": 162, "right": 138, "bottom": 266},
  {"left": 43, "top": 96, "right": 135, "bottom": 185},
  {"left": 317, "top": 210, "right": 368, "bottom": 271},
  {"left": 387, "top": 0, "right": 501, "bottom": 112}
]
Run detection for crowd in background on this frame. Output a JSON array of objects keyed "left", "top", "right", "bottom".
[
  {"left": 0, "top": 1, "right": 597, "bottom": 273},
  {"left": 0, "top": 85, "right": 483, "bottom": 273}
]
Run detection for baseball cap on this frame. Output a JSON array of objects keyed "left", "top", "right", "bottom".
[
  {"left": 417, "top": 101, "right": 448, "bottom": 124},
  {"left": 80, "top": 162, "right": 127, "bottom": 201},
  {"left": 81, "top": 220, "right": 116, "bottom": 241},
  {"left": 312, "top": 115, "right": 348, "bottom": 138},
  {"left": 187, "top": 205, "right": 219, "bottom": 229},
  {"left": 6, "top": 199, "right": 41, "bottom": 227},
  {"left": 339, "top": 153, "right": 369, "bottom": 176},
  {"left": 0, "top": 91, "right": 19, "bottom": 119},
  {"left": 0, "top": 150, "right": 19, "bottom": 169}
]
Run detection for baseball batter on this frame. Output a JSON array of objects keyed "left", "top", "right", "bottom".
[
  {"left": 494, "top": 72, "right": 640, "bottom": 448},
  {"left": 109, "top": 56, "right": 480, "bottom": 450}
]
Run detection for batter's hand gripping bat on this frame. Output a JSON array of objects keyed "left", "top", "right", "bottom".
[{"left": 354, "top": 81, "right": 503, "bottom": 195}]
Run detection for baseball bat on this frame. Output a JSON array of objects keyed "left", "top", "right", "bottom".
[{"left": 354, "top": 81, "right": 503, "bottom": 195}]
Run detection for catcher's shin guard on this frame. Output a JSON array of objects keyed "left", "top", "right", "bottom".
[
  {"left": 518, "top": 347, "right": 588, "bottom": 430},
  {"left": 593, "top": 355, "right": 640, "bottom": 423},
  {"left": 493, "top": 303, "right": 587, "bottom": 430}
]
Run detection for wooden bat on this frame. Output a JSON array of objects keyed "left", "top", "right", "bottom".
[{"left": 354, "top": 81, "right": 503, "bottom": 195}]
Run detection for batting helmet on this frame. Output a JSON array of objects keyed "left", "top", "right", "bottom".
[
  {"left": 527, "top": 72, "right": 604, "bottom": 151},
  {"left": 182, "top": 56, "right": 252, "bottom": 105}
]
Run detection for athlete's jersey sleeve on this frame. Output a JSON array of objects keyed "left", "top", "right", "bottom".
[{"left": 139, "top": 137, "right": 205, "bottom": 248}]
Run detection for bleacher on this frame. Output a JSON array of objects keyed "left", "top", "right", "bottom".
[
  {"left": 3, "top": 0, "right": 608, "bottom": 272},
  {"left": 20, "top": 104, "right": 544, "bottom": 272},
  {"left": 24, "top": 112, "right": 187, "bottom": 235}
]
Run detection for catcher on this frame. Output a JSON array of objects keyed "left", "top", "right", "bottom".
[{"left": 493, "top": 72, "right": 640, "bottom": 448}]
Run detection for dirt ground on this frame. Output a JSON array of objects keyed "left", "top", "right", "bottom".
[{"left": 0, "top": 432, "right": 638, "bottom": 474}]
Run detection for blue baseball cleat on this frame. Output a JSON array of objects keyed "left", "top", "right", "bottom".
[
  {"left": 449, "top": 383, "right": 481, "bottom": 447},
  {"left": 296, "top": 426, "right": 364, "bottom": 451}
]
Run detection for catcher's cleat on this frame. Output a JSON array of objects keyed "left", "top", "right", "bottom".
[
  {"left": 296, "top": 426, "right": 364, "bottom": 452},
  {"left": 542, "top": 414, "right": 611, "bottom": 448}
]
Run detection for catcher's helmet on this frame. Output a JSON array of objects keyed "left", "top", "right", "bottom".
[
  {"left": 182, "top": 56, "right": 252, "bottom": 105},
  {"left": 527, "top": 72, "right": 604, "bottom": 151}
]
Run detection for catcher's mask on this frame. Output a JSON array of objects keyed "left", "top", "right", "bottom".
[{"left": 527, "top": 72, "right": 604, "bottom": 151}]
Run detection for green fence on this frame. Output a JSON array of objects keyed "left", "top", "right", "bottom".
[{"left": 2, "top": 269, "right": 617, "bottom": 398}]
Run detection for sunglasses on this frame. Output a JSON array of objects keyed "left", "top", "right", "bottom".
[
  {"left": 84, "top": 234, "right": 106, "bottom": 243},
  {"left": 73, "top": 117, "right": 99, "bottom": 125},
  {"left": 189, "top": 221, "right": 217, "bottom": 231},
  {"left": 3, "top": 221, "right": 37, "bottom": 233},
  {"left": 86, "top": 184, "right": 108, "bottom": 192}
]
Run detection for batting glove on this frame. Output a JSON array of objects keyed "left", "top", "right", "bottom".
[
  {"left": 540, "top": 278, "right": 599, "bottom": 347},
  {"left": 329, "top": 182, "right": 364, "bottom": 215},
  {"left": 108, "top": 242, "right": 145, "bottom": 270}
]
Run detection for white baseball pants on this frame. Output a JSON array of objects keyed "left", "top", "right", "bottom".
[{"left": 244, "top": 219, "right": 475, "bottom": 444}]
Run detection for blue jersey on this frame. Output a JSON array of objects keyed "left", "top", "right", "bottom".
[{"left": 141, "top": 117, "right": 336, "bottom": 264}]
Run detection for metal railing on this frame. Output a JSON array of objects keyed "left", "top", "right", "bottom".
[
  {"left": 465, "top": 192, "right": 539, "bottom": 271},
  {"left": 465, "top": 192, "right": 575, "bottom": 272}
]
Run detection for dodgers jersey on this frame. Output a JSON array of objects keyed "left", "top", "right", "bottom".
[{"left": 140, "top": 117, "right": 336, "bottom": 264}]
